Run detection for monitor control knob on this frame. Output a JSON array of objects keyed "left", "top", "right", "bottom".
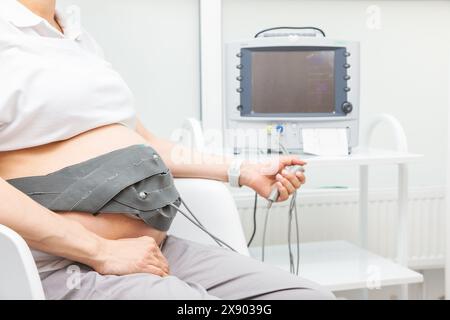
[
  {"left": 236, "top": 88, "right": 243, "bottom": 93},
  {"left": 342, "top": 102, "right": 353, "bottom": 114},
  {"left": 236, "top": 105, "right": 243, "bottom": 111},
  {"left": 343, "top": 63, "right": 351, "bottom": 69}
]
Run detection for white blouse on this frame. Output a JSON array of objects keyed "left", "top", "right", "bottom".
[{"left": 0, "top": 0, "right": 137, "bottom": 151}]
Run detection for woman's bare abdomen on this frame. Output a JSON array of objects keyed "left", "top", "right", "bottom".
[{"left": 0, "top": 124, "right": 166, "bottom": 244}]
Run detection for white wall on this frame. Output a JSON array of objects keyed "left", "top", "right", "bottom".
[
  {"left": 58, "top": 0, "right": 450, "bottom": 190},
  {"left": 223, "top": 0, "right": 450, "bottom": 189},
  {"left": 58, "top": 0, "right": 200, "bottom": 138}
]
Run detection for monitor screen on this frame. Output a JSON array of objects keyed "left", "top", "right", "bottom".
[{"left": 250, "top": 50, "right": 335, "bottom": 114}]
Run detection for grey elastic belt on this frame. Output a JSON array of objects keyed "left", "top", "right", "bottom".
[{"left": 7, "top": 144, "right": 181, "bottom": 231}]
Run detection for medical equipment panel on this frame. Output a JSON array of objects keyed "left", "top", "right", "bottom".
[{"left": 224, "top": 37, "right": 360, "bottom": 154}]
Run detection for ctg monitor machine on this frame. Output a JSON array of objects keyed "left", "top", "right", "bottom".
[{"left": 223, "top": 36, "right": 360, "bottom": 154}]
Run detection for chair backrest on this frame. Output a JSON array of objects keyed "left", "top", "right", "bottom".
[{"left": 0, "top": 224, "right": 45, "bottom": 300}]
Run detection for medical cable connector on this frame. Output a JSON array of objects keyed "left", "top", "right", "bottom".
[{"left": 261, "top": 164, "right": 304, "bottom": 275}]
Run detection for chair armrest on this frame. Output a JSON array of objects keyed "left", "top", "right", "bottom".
[
  {"left": 0, "top": 224, "right": 45, "bottom": 299},
  {"left": 169, "top": 178, "right": 249, "bottom": 256}
]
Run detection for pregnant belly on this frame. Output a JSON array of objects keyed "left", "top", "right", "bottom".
[{"left": 0, "top": 124, "right": 166, "bottom": 245}]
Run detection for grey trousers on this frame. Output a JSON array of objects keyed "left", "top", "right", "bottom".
[{"left": 40, "top": 235, "right": 335, "bottom": 300}]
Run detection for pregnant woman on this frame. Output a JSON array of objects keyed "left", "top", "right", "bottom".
[{"left": 0, "top": 0, "right": 334, "bottom": 300}]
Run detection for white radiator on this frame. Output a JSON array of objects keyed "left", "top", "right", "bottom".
[{"left": 233, "top": 186, "right": 445, "bottom": 270}]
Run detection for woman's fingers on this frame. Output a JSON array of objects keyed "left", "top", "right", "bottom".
[
  {"left": 296, "top": 171, "right": 306, "bottom": 184},
  {"left": 155, "top": 251, "right": 170, "bottom": 274},
  {"left": 281, "top": 169, "right": 301, "bottom": 188},
  {"left": 149, "top": 248, "right": 170, "bottom": 274},
  {"left": 148, "top": 253, "right": 169, "bottom": 274},
  {"left": 145, "top": 265, "right": 169, "bottom": 277},
  {"left": 150, "top": 257, "right": 169, "bottom": 275},
  {"left": 276, "top": 182, "right": 289, "bottom": 201},
  {"left": 274, "top": 167, "right": 306, "bottom": 202},
  {"left": 276, "top": 173, "right": 295, "bottom": 194},
  {"left": 146, "top": 238, "right": 170, "bottom": 274},
  {"left": 279, "top": 156, "right": 307, "bottom": 169}
]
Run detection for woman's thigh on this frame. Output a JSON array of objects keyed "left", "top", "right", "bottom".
[
  {"left": 39, "top": 236, "right": 334, "bottom": 300},
  {"left": 161, "top": 236, "right": 335, "bottom": 300},
  {"left": 40, "top": 263, "right": 219, "bottom": 300}
]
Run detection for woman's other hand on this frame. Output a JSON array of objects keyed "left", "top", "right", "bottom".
[{"left": 93, "top": 236, "right": 170, "bottom": 277}]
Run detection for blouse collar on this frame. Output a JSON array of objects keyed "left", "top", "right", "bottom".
[{"left": 0, "top": 0, "right": 83, "bottom": 40}]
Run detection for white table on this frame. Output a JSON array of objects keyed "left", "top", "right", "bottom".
[{"left": 249, "top": 241, "right": 423, "bottom": 292}]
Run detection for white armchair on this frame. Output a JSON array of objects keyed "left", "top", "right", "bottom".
[
  {"left": 0, "top": 178, "right": 248, "bottom": 300},
  {"left": 0, "top": 224, "right": 45, "bottom": 300}
]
